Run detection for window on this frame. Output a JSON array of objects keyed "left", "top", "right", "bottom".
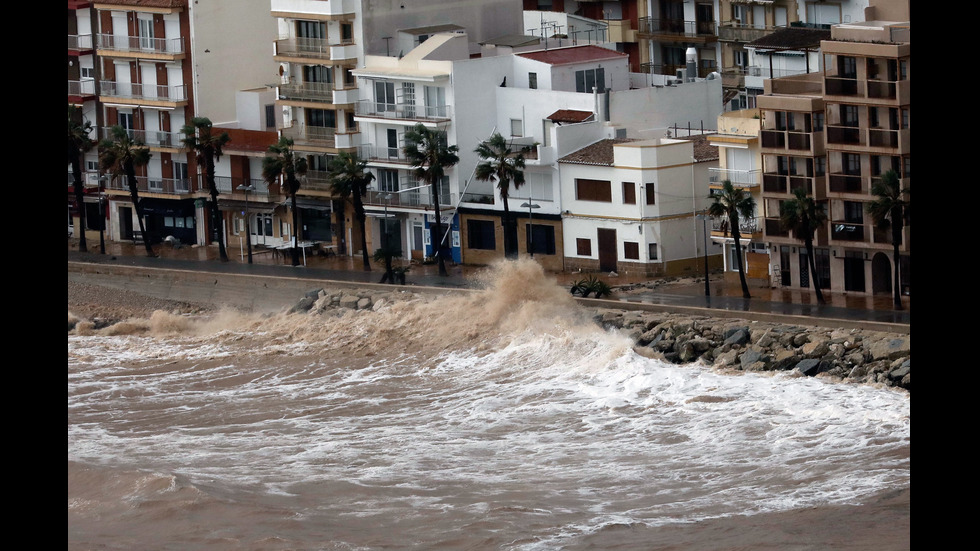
[
  {"left": 529, "top": 72, "right": 537, "bottom": 89},
  {"left": 510, "top": 118, "right": 523, "bottom": 137},
  {"left": 624, "top": 241, "right": 639, "bottom": 260},
  {"left": 296, "top": 20, "right": 325, "bottom": 39},
  {"left": 576, "top": 238, "right": 592, "bottom": 256},
  {"left": 839, "top": 56, "right": 857, "bottom": 79},
  {"left": 424, "top": 86, "right": 447, "bottom": 118},
  {"left": 843, "top": 153, "right": 861, "bottom": 175},
  {"left": 814, "top": 156, "right": 826, "bottom": 176},
  {"left": 645, "top": 183, "right": 656, "bottom": 205},
  {"left": 899, "top": 60, "right": 908, "bottom": 80},
  {"left": 648, "top": 243, "right": 658, "bottom": 260},
  {"left": 304, "top": 65, "right": 332, "bottom": 84},
  {"left": 343, "top": 67, "right": 356, "bottom": 87},
  {"left": 525, "top": 224, "right": 556, "bottom": 255},
  {"left": 844, "top": 201, "right": 863, "bottom": 223},
  {"left": 307, "top": 108, "right": 336, "bottom": 128},
  {"left": 378, "top": 169, "right": 399, "bottom": 192},
  {"left": 575, "top": 179, "right": 612, "bottom": 202},
  {"left": 841, "top": 105, "right": 858, "bottom": 127},
  {"left": 734, "top": 50, "right": 748, "bottom": 69},
  {"left": 622, "top": 182, "right": 636, "bottom": 204},
  {"left": 575, "top": 68, "right": 605, "bottom": 93},
  {"left": 814, "top": 112, "right": 825, "bottom": 131},
  {"left": 80, "top": 66, "right": 95, "bottom": 79},
  {"left": 265, "top": 104, "right": 276, "bottom": 129},
  {"left": 341, "top": 23, "right": 353, "bottom": 43},
  {"left": 467, "top": 219, "right": 496, "bottom": 250},
  {"left": 814, "top": 248, "right": 831, "bottom": 289},
  {"left": 375, "top": 81, "right": 395, "bottom": 111},
  {"left": 138, "top": 16, "right": 154, "bottom": 50}
]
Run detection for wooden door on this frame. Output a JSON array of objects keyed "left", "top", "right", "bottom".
[{"left": 598, "top": 228, "right": 617, "bottom": 273}]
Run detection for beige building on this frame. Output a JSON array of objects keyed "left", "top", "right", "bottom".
[{"left": 758, "top": 9, "right": 909, "bottom": 298}]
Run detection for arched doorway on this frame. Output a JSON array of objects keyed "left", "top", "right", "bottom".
[{"left": 871, "top": 252, "right": 892, "bottom": 295}]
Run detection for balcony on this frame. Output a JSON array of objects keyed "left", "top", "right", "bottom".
[
  {"left": 68, "top": 79, "right": 97, "bottom": 99},
  {"left": 637, "top": 18, "right": 717, "bottom": 42},
  {"left": 302, "top": 170, "right": 334, "bottom": 192},
  {"left": 763, "top": 173, "right": 819, "bottom": 196},
  {"left": 761, "top": 129, "right": 822, "bottom": 155},
  {"left": 97, "top": 33, "right": 184, "bottom": 58},
  {"left": 359, "top": 144, "right": 410, "bottom": 164},
  {"left": 828, "top": 173, "right": 863, "bottom": 194},
  {"left": 640, "top": 62, "right": 715, "bottom": 79},
  {"left": 281, "top": 124, "right": 336, "bottom": 148},
  {"left": 824, "top": 77, "right": 859, "bottom": 96},
  {"left": 68, "top": 34, "right": 94, "bottom": 51},
  {"left": 279, "top": 82, "right": 335, "bottom": 103},
  {"left": 100, "top": 81, "right": 188, "bottom": 105},
  {"left": 764, "top": 217, "right": 788, "bottom": 237},
  {"left": 460, "top": 192, "right": 495, "bottom": 205},
  {"left": 274, "top": 38, "right": 355, "bottom": 61},
  {"left": 215, "top": 177, "right": 270, "bottom": 195},
  {"left": 718, "top": 22, "right": 778, "bottom": 43},
  {"left": 354, "top": 101, "right": 453, "bottom": 124},
  {"left": 709, "top": 168, "right": 761, "bottom": 189},
  {"left": 831, "top": 222, "right": 866, "bottom": 243},
  {"left": 363, "top": 189, "right": 454, "bottom": 209},
  {"left": 100, "top": 127, "right": 183, "bottom": 149},
  {"left": 67, "top": 171, "right": 102, "bottom": 188},
  {"left": 711, "top": 216, "right": 762, "bottom": 238},
  {"left": 106, "top": 175, "right": 191, "bottom": 195}
]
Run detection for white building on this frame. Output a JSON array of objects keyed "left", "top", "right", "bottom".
[{"left": 558, "top": 137, "right": 720, "bottom": 276}]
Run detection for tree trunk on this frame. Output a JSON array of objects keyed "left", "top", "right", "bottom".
[
  {"left": 125, "top": 162, "right": 155, "bottom": 258},
  {"left": 354, "top": 192, "right": 371, "bottom": 271},
  {"left": 206, "top": 157, "right": 228, "bottom": 262},
  {"left": 502, "top": 197, "right": 517, "bottom": 259},
  {"left": 804, "top": 234, "right": 825, "bottom": 304},
  {"left": 731, "top": 214, "right": 750, "bottom": 299},
  {"left": 891, "top": 207, "right": 904, "bottom": 310},
  {"left": 432, "top": 179, "right": 448, "bottom": 277},
  {"left": 71, "top": 151, "right": 88, "bottom": 253},
  {"left": 290, "top": 192, "right": 300, "bottom": 266}
]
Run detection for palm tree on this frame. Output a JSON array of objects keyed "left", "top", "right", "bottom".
[
  {"left": 474, "top": 132, "right": 527, "bottom": 259},
  {"left": 262, "top": 137, "right": 308, "bottom": 267},
  {"left": 708, "top": 180, "right": 756, "bottom": 299},
  {"left": 68, "top": 106, "right": 94, "bottom": 253},
  {"left": 327, "top": 151, "right": 375, "bottom": 272},
  {"left": 780, "top": 187, "right": 829, "bottom": 304},
  {"left": 182, "top": 117, "right": 231, "bottom": 262},
  {"left": 100, "top": 125, "right": 155, "bottom": 257},
  {"left": 403, "top": 124, "right": 459, "bottom": 277},
  {"left": 866, "top": 169, "right": 910, "bottom": 310}
]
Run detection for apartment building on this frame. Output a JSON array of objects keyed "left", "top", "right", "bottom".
[
  {"left": 757, "top": 11, "right": 909, "bottom": 297},
  {"left": 707, "top": 108, "right": 768, "bottom": 282},
  {"left": 68, "top": 0, "right": 275, "bottom": 248},
  {"left": 269, "top": 0, "right": 522, "bottom": 258}
]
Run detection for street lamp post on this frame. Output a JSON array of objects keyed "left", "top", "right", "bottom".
[
  {"left": 520, "top": 201, "right": 540, "bottom": 258},
  {"left": 237, "top": 183, "right": 255, "bottom": 264},
  {"left": 696, "top": 211, "right": 710, "bottom": 297}
]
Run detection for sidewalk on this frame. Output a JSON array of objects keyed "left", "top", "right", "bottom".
[{"left": 67, "top": 240, "right": 909, "bottom": 327}]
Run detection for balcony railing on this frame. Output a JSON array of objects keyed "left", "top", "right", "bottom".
[
  {"left": 763, "top": 173, "right": 815, "bottom": 195},
  {"left": 761, "top": 130, "right": 784, "bottom": 148},
  {"left": 363, "top": 189, "right": 455, "bottom": 209},
  {"left": 101, "top": 81, "right": 188, "bottom": 102},
  {"left": 66, "top": 171, "right": 102, "bottom": 188},
  {"left": 709, "top": 168, "right": 761, "bottom": 188},
  {"left": 68, "top": 34, "right": 94, "bottom": 50},
  {"left": 711, "top": 216, "right": 761, "bottom": 236},
  {"left": 279, "top": 81, "right": 335, "bottom": 103},
  {"left": 275, "top": 37, "right": 353, "bottom": 59},
  {"left": 100, "top": 127, "right": 182, "bottom": 148},
  {"left": 106, "top": 175, "right": 191, "bottom": 195},
  {"left": 718, "top": 22, "right": 777, "bottom": 42},
  {"left": 831, "top": 222, "right": 866, "bottom": 242},
  {"left": 765, "top": 218, "right": 788, "bottom": 237},
  {"left": 355, "top": 101, "right": 453, "bottom": 122},
  {"left": 359, "top": 144, "right": 410, "bottom": 164},
  {"left": 460, "top": 192, "right": 495, "bottom": 205},
  {"left": 638, "top": 18, "right": 716, "bottom": 38},
  {"left": 829, "top": 173, "right": 863, "bottom": 193},
  {"left": 280, "top": 124, "right": 336, "bottom": 147},
  {"left": 826, "top": 125, "right": 862, "bottom": 146},
  {"left": 824, "top": 77, "right": 858, "bottom": 96},
  {"left": 97, "top": 33, "right": 184, "bottom": 55},
  {"left": 215, "top": 177, "right": 270, "bottom": 195},
  {"left": 68, "top": 79, "right": 96, "bottom": 96}
]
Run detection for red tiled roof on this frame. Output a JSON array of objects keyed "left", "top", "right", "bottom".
[
  {"left": 547, "top": 109, "right": 594, "bottom": 123},
  {"left": 518, "top": 45, "right": 626, "bottom": 66},
  {"left": 558, "top": 139, "right": 635, "bottom": 166}
]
